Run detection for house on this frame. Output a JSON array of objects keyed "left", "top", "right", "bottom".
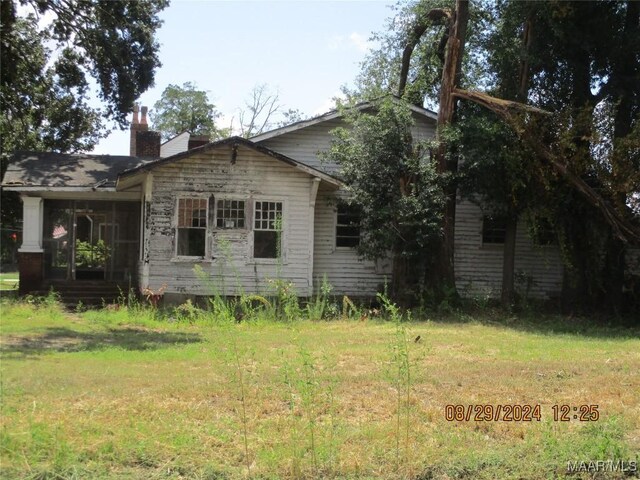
[{"left": 2, "top": 100, "right": 601, "bottom": 304}]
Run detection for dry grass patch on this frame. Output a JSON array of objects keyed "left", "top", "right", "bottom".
[{"left": 1, "top": 299, "right": 638, "bottom": 479}]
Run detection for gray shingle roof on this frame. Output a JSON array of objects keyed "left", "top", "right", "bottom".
[{"left": 2, "top": 152, "right": 151, "bottom": 188}]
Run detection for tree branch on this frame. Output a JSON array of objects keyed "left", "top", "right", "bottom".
[{"left": 453, "top": 88, "right": 640, "bottom": 243}]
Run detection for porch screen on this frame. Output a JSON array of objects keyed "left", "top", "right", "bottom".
[{"left": 177, "top": 198, "right": 207, "bottom": 256}]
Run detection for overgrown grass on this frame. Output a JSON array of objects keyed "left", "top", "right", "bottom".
[{"left": 1, "top": 296, "right": 639, "bottom": 479}]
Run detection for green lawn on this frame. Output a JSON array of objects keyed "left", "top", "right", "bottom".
[
  {"left": 0, "top": 272, "right": 18, "bottom": 291},
  {"left": 1, "top": 299, "right": 638, "bottom": 479}
]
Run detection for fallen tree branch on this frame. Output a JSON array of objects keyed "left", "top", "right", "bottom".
[{"left": 453, "top": 88, "right": 640, "bottom": 243}]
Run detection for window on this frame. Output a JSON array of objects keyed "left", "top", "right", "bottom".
[
  {"left": 253, "top": 201, "right": 282, "bottom": 258},
  {"left": 216, "top": 199, "right": 245, "bottom": 229},
  {"left": 482, "top": 216, "right": 506, "bottom": 244},
  {"left": 336, "top": 203, "right": 361, "bottom": 248},
  {"left": 177, "top": 198, "right": 207, "bottom": 257}
]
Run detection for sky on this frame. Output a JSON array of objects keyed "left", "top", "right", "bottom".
[{"left": 92, "top": 0, "right": 395, "bottom": 155}]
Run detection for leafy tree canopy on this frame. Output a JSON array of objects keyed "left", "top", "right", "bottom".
[
  {"left": 323, "top": 97, "right": 446, "bottom": 298},
  {"left": 0, "top": 0, "right": 168, "bottom": 157},
  {"left": 0, "top": 0, "right": 167, "bottom": 264},
  {"left": 150, "top": 82, "right": 225, "bottom": 140}
]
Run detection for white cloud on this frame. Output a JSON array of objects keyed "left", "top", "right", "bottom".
[
  {"left": 349, "top": 32, "right": 372, "bottom": 52},
  {"left": 327, "top": 32, "right": 372, "bottom": 53}
]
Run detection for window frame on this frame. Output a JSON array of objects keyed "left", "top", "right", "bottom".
[
  {"left": 481, "top": 215, "right": 507, "bottom": 246},
  {"left": 251, "top": 198, "right": 285, "bottom": 262},
  {"left": 335, "top": 203, "right": 361, "bottom": 250},
  {"left": 174, "top": 196, "right": 209, "bottom": 260},
  {"left": 214, "top": 196, "right": 247, "bottom": 230}
]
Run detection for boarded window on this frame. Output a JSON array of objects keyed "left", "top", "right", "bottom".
[
  {"left": 482, "top": 216, "right": 506, "bottom": 245},
  {"left": 177, "top": 198, "right": 207, "bottom": 256},
  {"left": 336, "top": 203, "right": 361, "bottom": 248},
  {"left": 216, "top": 199, "right": 246, "bottom": 229},
  {"left": 254, "top": 201, "right": 282, "bottom": 258}
]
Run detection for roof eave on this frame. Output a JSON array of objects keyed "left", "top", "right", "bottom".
[
  {"left": 250, "top": 96, "right": 438, "bottom": 143},
  {"left": 118, "top": 136, "right": 344, "bottom": 188}
]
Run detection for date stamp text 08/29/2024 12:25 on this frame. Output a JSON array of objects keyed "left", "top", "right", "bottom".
[{"left": 444, "top": 404, "right": 600, "bottom": 422}]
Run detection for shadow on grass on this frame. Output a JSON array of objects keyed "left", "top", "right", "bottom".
[
  {"left": 1, "top": 326, "right": 202, "bottom": 358},
  {"left": 425, "top": 308, "right": 640, "bottom": 340}
]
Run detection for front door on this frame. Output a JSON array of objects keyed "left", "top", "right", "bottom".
[{"left": 73, "top": 211, "right": 110, "bottom": 280}]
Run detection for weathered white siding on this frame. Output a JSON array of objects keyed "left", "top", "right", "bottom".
[
  {"left": 160, "top": 132, "right": 190, "bottom": 158},
  {"left": 312, "top": 185, "right": 391, "bottom": 297},
  {"left": 258, "top": 112, "right": 436, "bottom": 175},
  {"left": 145, "top": 144, "right": 318, "bottom": 296},
  {"left": 454, "top": 198, "right": 564, "bottom": 299}
]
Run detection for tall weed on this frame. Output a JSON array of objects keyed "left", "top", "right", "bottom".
[{"left": 378, "top": 292, "right": 413, "bottom": 475}]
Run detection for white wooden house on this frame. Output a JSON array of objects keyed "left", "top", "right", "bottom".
[{"left": 3, "top": 100, "right": 578, "bottom": 303}]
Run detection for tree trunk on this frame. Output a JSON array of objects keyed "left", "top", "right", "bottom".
[
  {"left": 501, "top": 215, "right": 517, "bottom": 308},
  {"left": 501, "top": 12, "right": 533, "bottom": 308},
  {"left": 603, "top": 0, "right": 639, "bottom": 313},
  {"left": 426, "top": 0, "right": 469, "bottom": 293}
]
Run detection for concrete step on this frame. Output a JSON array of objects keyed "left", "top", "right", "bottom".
[{"left": 36, "top": 281, "right": 137, "bottom": 309}]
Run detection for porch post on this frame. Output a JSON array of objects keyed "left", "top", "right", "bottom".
[
  {"left": 140, "top": 174, "right": 153, "bottom": 289},
  {"left": 18, "top": 196, "right": 44, "bottom": 294},
  {"left": 307, "top": 178, "right": 321, "bottom": 296}
]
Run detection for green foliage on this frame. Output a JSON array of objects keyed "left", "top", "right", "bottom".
[
  {"left": 0, "top": 0, "right": 167, "bottom": 154},
  {"left": 150, "top": 82, "right": 226, "bottom": 140},
  {"left": 378, "top": 292, "right": 414, "bottom": 475},
  {"left": 324, "top": 97, "right": 445, "bottom": 297},
  {"left": 1, "top": 0, "right": 167, "bottom": 251},
  {"left": 348, "top": 0, "right": 490, "bottom": 106},
  {"left": 305, "top": 275, "right": 333, "bottom": 321},
  {"left": 266, "top": 279, "right": 300, "bottom": 322},
  {"left": 74, "top": 240, "right": 109, "bottom": 268}
]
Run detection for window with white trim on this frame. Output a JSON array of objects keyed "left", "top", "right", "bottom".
[
  {"left": 176, "top": 198, "right": 207, "bottom": 257},
  {"left": 336, "top": 203, "right": 361, "bottom": 248},
  {"left": 216, "top": 199, "right": 246, "bottom": 229},
  {"left": 253, "top": 201, "right": 282, "bottom": 258}
]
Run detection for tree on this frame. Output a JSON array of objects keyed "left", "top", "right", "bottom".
[
  {"left": 357, "top": 0, "right": 471, "bottom": 294},
  {"left": 448, "top": 0, "right": 639, "bottom": 313},
  {"left": 238, "top": 84, "right": 282, "bottom": 138},
  {"left": 150, "top": 82, "right": 225, "bottom": 140},
  {"left": 347, "top": 0, "right": 639, "bottom": 311},
  {"left": 324, "top": 98, "right": 446, "bottom": 302},
  {"left": 1, "top": 0, "right": 168, "bottom": 154},
  {"left": 1, "top": 0, "right": 167, "bottom": 263},
  {"left": 277, "top": 108, "right": 306, "bottom": 128}
]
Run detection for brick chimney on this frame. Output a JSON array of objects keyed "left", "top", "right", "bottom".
[
  {"left": 136, "top": 131, "right": 161, "bottom": 157},
  {"left": 129, "top": 105, "right": 160, "bottom": 158},
  {"left": 188, "top": 135, "right": 210, "bottom": 150}
]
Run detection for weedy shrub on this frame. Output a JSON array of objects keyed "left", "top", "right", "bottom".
[
  {"left": 378, "top": 292, "right": 414, "bottom": 475},
  {"left": 280, "top": 350, "right": 303, "bottom": 478},
  {"left": 116, "top": 285, "right": 141, "bottom": 311},
  {"left": 232, "top": 332, "right": 252, "bottom": 475},
  {"left": 306, "top": 275, "right": 333, "bottom": 320},
  {"left": 297, "top": 343, "right": 320, "bottom": 474},
  {"left": 267, "top": 278, "right": 300, "bottom": 322},
  {"left": 341, "top": 295, "right": 361, "bottom": 320},
  {"left": 238, "top": 294, "right": 273, "bottom": 322},
  {"left": 173, "top": 299, "right": 205, "bottom": 323}
]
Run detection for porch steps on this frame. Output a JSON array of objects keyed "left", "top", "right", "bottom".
[{"left": 37, "top": 281, "right": 135, "bottom": 309}]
